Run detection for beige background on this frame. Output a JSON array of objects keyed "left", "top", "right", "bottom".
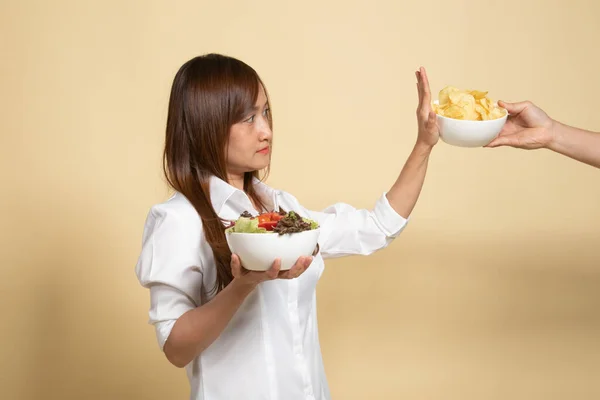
[{"left": 2, "top": 0, "right": 600, "bottom": 399}]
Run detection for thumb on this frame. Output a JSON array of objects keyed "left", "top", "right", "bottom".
[
  {"left": 231, "top": 254, "right": 242, "bottom": 278},
  {"left": 428, "top": 110, "right": 437, "bottom": 125},
  {"left": 498, "top": 100, "right": 529, "bottom": 115}
]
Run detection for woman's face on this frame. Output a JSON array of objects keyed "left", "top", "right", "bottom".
[{"left": 226, "top": 85, "right": 272, "bottom": 176}]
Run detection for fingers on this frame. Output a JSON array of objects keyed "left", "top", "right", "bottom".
[
  {"left": 419, "top": 67, "right": 431, "bottom": 104},
  {"left": 249, "top": 256, "right": 315, "bottom": 283},
  {"left": 231, "top": 254, "right": 242, "bottom": 278},
  {"left": 485, "top": 133, "right": 520, "bottom": 148},
  {"left": 498, "top": 100, "right": 530, "bottom": 115},
  {"left": 484, "top": 138, "right": 502, "bottom": 148},
  {"left": 416, "top": 67, "right": 433, "bottom": 119},
  {"left": 265, "top": 258, "right": 282, "bottom": 280},
  {"left": 416, "top": 67, "right": 431, "bottom": 108},
  {"left": 416, "top": 74, "right": 422, "bottom": 105},
  {"left": 278, "top": 256, "right": 313, "bottom": 279}
]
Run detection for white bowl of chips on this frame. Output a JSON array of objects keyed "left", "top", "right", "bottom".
[{"left": 433, "top": 86, "right": 508, "bottom": 148}]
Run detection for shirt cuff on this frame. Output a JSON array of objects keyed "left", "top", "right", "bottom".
[
  {"left": 148, "top": 284, "right": 197, "bottom": 351},
  {"left": 155, "top": 319, "right": 177, "bottom": 351},
  {"left": 373, "top": 192, "right": 409, "bottom": 237}
]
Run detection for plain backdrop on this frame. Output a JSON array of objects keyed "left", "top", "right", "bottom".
[{"left": 2, "top": 1, "right": 600, "bottom": 399}]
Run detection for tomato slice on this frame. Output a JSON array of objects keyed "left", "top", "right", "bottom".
[
  {"left": 258, "top": 212, "right": 283, "bottom": 222},
  {"left": 258, "top": 221, "right": 278, "bottom": 231},
  {"left": 271, "top": 213, "right": 282, "bottom": 221},
  {"left": 257, "top": 214, "right": 271, "bottom": 223}
]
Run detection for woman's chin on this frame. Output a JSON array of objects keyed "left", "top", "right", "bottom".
[
  {"left": 252, "top": 160, "right": 270, "bottom": 171},
  {"left": 238, "top": 165, "right": 268, "bottom": 175}
]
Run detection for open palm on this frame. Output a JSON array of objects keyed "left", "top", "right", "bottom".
[{"left": 415, "top": 67, "right": 439, "bottom": 147}]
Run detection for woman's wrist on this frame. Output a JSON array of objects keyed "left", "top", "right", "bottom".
[
  {"left": 413, "top": 140, "right": 434, "bottom": 156},
  {"left": 229, "top": 277, "right": 257, "bottom": 298}
]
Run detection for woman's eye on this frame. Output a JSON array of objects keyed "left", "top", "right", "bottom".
[
  {"left": 263, "top": 108, "right": 270, "bottom": 117},
  {"left": 245, "top": 115, "right": 255, "bottom": 123}
]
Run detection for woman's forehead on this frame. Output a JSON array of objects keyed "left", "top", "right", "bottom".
[{"left": 255, "top": 85, "right": 267, "bottom": 105}]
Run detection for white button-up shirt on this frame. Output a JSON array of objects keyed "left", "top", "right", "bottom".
[{"left": 135, "top": 176, "right": 408, "bottom": 400}]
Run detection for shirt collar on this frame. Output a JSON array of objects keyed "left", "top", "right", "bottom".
[
  {"left": 252, "top": 176, "right": 276, "bottom": 207},
  {"left": 208, "top": 175, "right": 276, "bottom": 218},
  {"left": 208, "top": 175, "right": 239, "bottom": 215}
]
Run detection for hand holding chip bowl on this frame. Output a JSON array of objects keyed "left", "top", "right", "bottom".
[{"left": 433, "top": 86, "right": 508, "bottom": 148}]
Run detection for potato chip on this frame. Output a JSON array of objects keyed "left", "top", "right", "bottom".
[
  {"left": 448, "top": 91, "right": 475, "bottom": 107},
  {"left": 439, "top": 86, "right": 460, "bottom": 105},
  {"left": 475, "top": 104, "right": 489, "bottom": 120},
  {"left": 469, "top": 90, "right": 488, "bottom": 100},
  {"left": 443, "top": 105, "right": 466, "bottom": 119},
  {"left": 433, "top": 85, "right": 506, "bottom": 121},
  {"left": 479, "top": 97, "right": 491, "bottom": 112},
  {"left": 489, "top": 108, "right": 505, "bottom": 119}
]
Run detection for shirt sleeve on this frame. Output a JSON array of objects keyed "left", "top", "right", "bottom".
[
  {"left": 283, "top": 191, "right": 409, "bottom": 259},
  {"left": 134, "top": 202, "right": 204, "bottom": 350}
]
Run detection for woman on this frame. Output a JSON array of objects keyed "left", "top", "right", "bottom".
[{"left": 135, "top": 53, "right": 439, "bottom": 399}]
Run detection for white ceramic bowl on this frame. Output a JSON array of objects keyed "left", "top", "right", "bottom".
[
  {"left": 226, "top": 228, "right": 320, "bottom": 271},
  {"left": 434, "top": 100, "right": 508, "bottom": 148}
]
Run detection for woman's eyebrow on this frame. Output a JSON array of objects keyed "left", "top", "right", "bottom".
[{"left": 252, "top": 101, "right": 269, "bottom": 111}]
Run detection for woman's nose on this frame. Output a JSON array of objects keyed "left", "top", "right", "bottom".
[{"left": 258, "top": 117, "right": 272, "bottom": 141}]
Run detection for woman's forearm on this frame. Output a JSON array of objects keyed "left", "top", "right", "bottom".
[
  {"left": 385, "top": 141, "right": 433, "bottom": 219},
  {"left": 548, "top": 121, "right": 600, "bottom": 168},
  {"left": 163, "top": 279, "right": 255, "bottom": 368}
]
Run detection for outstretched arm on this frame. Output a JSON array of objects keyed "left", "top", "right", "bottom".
[
  {"left": 486, "top": 100, "right": 600, "bottom": 169},
  {"left": 386, "top": 67, "right": 439, "bottom": 218}
]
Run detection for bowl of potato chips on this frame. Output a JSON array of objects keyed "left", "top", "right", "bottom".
[{"left": 433, "top": 86, "right": 508, "bottom": 148}]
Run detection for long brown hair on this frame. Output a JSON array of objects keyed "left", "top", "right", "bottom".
[{"left": 163, "top": 53, "right": 271, "bottom": 295}]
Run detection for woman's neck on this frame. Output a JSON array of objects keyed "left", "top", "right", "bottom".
[{"left": 227, "top": 173, "right": 245, "bottom": 191}]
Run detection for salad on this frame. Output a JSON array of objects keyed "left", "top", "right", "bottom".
[{"left": 225, "top": 209, "right": 319, "bottom": 235}]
